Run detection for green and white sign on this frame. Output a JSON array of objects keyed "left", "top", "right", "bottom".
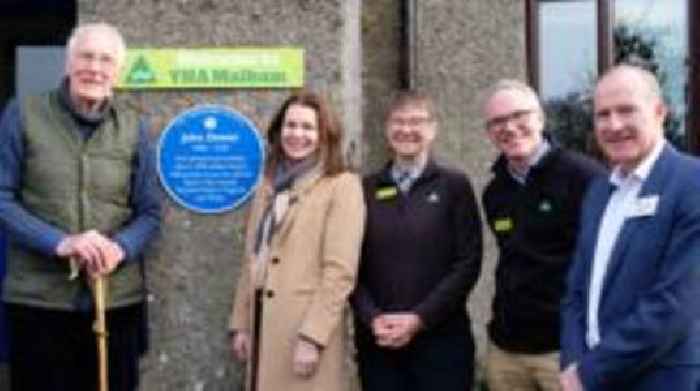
[{"left": 117, "top": 48, "right": 304, "bottom": 89}]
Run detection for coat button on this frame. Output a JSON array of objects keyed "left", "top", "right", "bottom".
[
  {"left": 266, "top": 290, "right": 275, "bottom": 298},
  {"left": 271, "top": 257, "right": 280, "bottom": 265}
]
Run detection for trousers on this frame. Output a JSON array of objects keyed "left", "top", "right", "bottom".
[{"left": 7, "top": 303, "right": 144, "bottom": 391}]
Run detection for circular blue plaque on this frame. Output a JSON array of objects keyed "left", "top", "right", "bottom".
[{"left": 157, "top": 105, "right": 265, "bottom": 213}]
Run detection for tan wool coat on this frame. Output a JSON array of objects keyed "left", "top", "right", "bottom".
[{"left": 230, "top": 170, "right": 366, "bottom": 391}]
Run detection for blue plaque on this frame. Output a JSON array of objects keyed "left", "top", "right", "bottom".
[{"left": 158, "top": 105, "right": 265, "bottom": 213}]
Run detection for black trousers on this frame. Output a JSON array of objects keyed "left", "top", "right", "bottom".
[
  {"left": 355, "top": 329, "right": 475, "bottom": 391},
  {"left": 7, "top": 303, "right": 144, "bottom": 391}
]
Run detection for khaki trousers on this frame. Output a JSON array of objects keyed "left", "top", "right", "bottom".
[{"left": 486, "top": 343, "right": 561, "bottom": 391}]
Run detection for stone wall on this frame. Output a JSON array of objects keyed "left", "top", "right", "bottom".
[{"left": 361, "top": 0, "right": 402, "bottom": 171}]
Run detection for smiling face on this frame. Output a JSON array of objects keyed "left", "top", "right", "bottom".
[
  {"left": 483, "top": 87, "right": 544, "bottom": 166},
  {"left": 280, "top": 103, "right": 320, "bottom": 162},
  {"left": 593, "top": 68, "right": 666, "bottom": 173},
  {"left": 66, "top": 27, "right": 124, "bottom": 109},
  {"left": 385, "top": 103, "right": 436, "bottom": 162}
]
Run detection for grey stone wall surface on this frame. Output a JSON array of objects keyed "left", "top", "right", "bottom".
[
  {"left": 77, "top": 1, "right": 359, "bottom": 390},
  {"left": 413, "top": 0, "right": 527, "bottom": 384},
  {"left": 361, "top": 0, "right": 402, "bottom": 172}
]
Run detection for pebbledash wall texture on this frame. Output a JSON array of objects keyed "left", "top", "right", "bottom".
[{"left": 71, "top": 1, "right": 525, "bottom": 390}]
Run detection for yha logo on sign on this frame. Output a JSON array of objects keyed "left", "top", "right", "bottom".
[{"left": 125, "top": 55, "right": 157, "bottom": 85}]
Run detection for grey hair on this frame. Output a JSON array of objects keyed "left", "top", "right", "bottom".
[
  {"left": 385, "top": 89, "right": 437, "bottom": 121},
  {"left": 66, "top": 22, "right": 127, "bottom": 67},
  {"left": 480, "top": 79, "right": 543, "bottom": 113}
]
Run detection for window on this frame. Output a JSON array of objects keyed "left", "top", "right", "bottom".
[
  {"left": 527, "top": 0, "right": 698, "bottom": 154},
  {"left": 537, "top": 0, "right": 597, "bottom": 152}
]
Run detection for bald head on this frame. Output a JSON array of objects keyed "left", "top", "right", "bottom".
[{"left": 596, "top": 65, "right": 662, "bottom": 104}]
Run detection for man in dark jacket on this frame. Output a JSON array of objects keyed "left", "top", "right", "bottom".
[
  {"left": 481, "top": 79, "right": 604, "bottom": 391},
  {"left": 351, "top": 90, "right": 483, "bottom": 391}
]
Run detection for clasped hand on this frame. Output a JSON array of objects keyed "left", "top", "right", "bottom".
[
  {"left": 55, "top": 229, "right": 125, "bottom": 276},
  {"left": 372, "top": 312, "right": 423, "bottom": 348}
]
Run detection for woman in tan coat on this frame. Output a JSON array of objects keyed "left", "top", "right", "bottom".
[{"left": 229, "top": 90, "right": 365, "bottom": 391}]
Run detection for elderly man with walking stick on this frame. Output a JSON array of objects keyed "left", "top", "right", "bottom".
[{"left": 0, "top": 22, "right": 161, "bottom": 391}]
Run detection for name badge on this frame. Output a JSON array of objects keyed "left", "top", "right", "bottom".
[
  {"left": 494, "top": 217, "right": 513, "bottom": 232},
  {"left": 629, "top": 195, "right": 659, "bottom": 217},
  {"left": 376, "top": 186, "right": 398, "bottom": 200}
]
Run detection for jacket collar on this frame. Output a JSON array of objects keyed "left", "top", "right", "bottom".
[
  {"left": 377, "top": 157, "right": 440, "bottom": 188},
  {"left": 491, "top": 138, "right": 562, "bottom": 181},
  {"left": 598, "top": 143, "right": 675, "bottom": 303},
  {"left": 257, "top": 164, "right": 325, "bottom": 250},
  {"left": 260, "top": 163, "right": 324, "bottom": 201},
  {"left": 609, "top": 139, "right": 665, "bottom": 188}
]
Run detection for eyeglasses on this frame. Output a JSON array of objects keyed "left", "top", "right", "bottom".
[
  {"left": 75, "top": 51, "right": 118, "bottom": 69},
  {"left": 388, "top": 116, "right": 434, "bottom": 127},
  {"left": 485, "top": 109, "right": 537, "bottom": 132}
]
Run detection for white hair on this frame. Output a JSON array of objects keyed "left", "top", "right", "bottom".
[
  {"left": 481, "top": 79, "right": 543, "bottom": 113},
  {"left": 66, "top": 22, "right": 127, "bottom": 67}
]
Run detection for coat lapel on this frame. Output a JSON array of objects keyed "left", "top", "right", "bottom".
[
  {"left": 600, "top": 145, "right": 672, "bottom": 301},
  {"left": 245, "top": 179, "right": 273, "bottom": 260},
  {"left": 271, "top": 166, "right": 324, "bottom": 247}
]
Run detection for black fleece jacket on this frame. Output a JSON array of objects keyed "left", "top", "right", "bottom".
[
  {"left": 351, "top": 159, "right": 483, "bottom": 336},
  {"left": 483, "top": 145, "right": 605, "bottom": 353}
]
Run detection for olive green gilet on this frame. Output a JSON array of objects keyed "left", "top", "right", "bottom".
[{"left": 3, "top": 89, "right": 145, "bottom": 310}]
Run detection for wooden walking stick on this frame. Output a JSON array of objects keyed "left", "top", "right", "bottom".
[
  {"left": 91, "top": 275, "right": 109, "bottom": 391},
  {"left": 70, "top": 258, "right": 109, "bottom": 391}
]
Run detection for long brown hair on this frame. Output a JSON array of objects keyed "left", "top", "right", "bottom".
[{"left": 266, "top": 90, "right": 346, "bottom": 176}]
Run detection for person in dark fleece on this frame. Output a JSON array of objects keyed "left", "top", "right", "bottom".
[
  {"left": 351, "top": 90, "right": 483, "bottom": 391},
  {"left": 481, "top": 79, "right": 604, "bottom": 391}
]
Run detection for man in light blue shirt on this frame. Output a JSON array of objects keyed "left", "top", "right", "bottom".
[{"left": 561, "top": 65, "right": 700, "bottom": 391}]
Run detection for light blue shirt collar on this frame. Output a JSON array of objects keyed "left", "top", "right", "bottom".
[
  {"left": 609, "top": 139, "right": 665, "bottom": 187},
  {"left": 392, "top": 159, "right": 427, "bottom": 182},
  {"left": 508, "top": 139, "right": 551, "bottom": 184}
]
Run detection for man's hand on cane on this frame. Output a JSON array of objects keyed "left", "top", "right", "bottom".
[
  {"left": 56, "top": 229, "right": 118, "bottom": 391},
  {"left": 56, "top": 229, "right": 125, "bottom": 276}
]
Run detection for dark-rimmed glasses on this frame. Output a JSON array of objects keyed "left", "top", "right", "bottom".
[{"left": 485, "top": 109, "right": 537, "bottom": 132}]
